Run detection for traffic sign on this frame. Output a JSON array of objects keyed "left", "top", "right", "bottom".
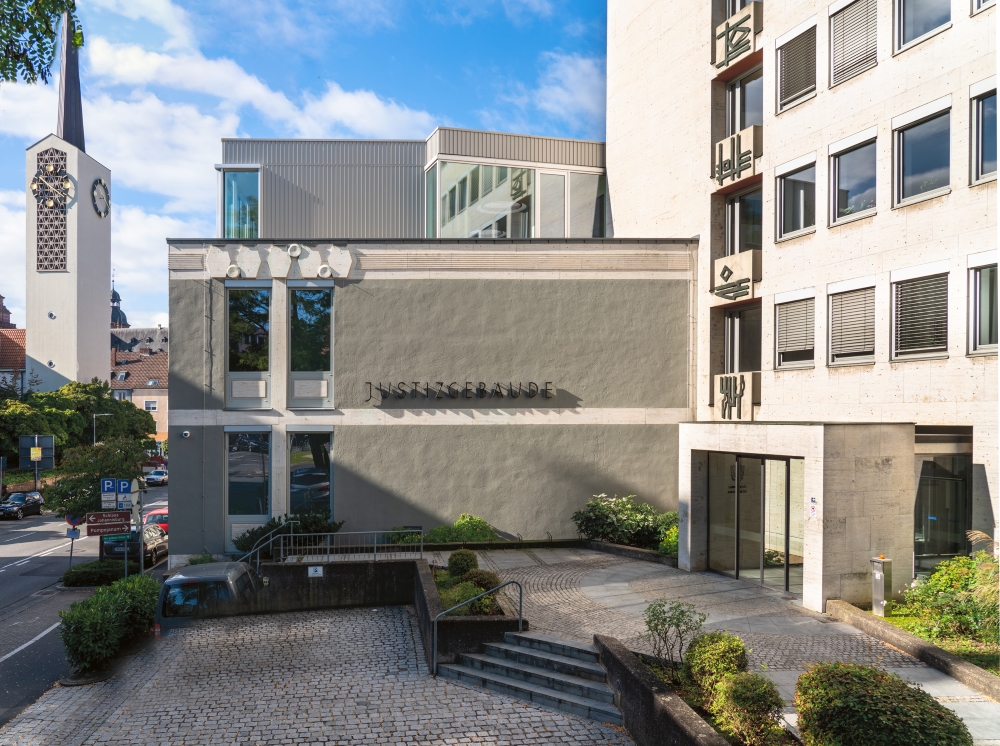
[
  {"left": 117, "top": 479, "right": 132, "bottom": 494},
  {"left": 102, "top": 493, "right": 116, "bottom": 509},
  {"left": 86, "top": 511, "right": 131, "bottom": 537},
  {"left": 66, "top": 528, "right": 80, "bottom": 539},
  {"left": 19, "top": 435, "right": 54, "bottom": 470},
  {"left": 65, "top": 514, "right": 84, "bottom": 526},
  {"left": 100, "top": 478, "right": 116, "bottom": 493},
  {"left": 30, "top": 447, "right": 41, "bottom": 461}
]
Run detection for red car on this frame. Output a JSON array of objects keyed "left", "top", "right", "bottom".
[{"left": 144, "top": 508, "right": 169, "bottom": 534}]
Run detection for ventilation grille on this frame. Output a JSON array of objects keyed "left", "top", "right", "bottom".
[
  {"left": 895, "top": 274, "right": 948, "bottom": 355},
  {"left": 831, "top": 0, "right": 877, "bottom": 86},
  {"left": 779, "top": 26, "right": 817, "bottom": 108},
  {"left": 168, "top": 253, "right": 206, "bottom": 270},
  {"left": 830, "top": 286, "right": 875, "bottom": 360}
]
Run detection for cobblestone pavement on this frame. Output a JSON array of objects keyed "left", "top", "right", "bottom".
[{"left": 0, "top": 606, "right": 633, "bottom": 746}]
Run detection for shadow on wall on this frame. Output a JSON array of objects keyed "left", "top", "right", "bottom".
[
  {"left": 971, "top": 463, "right": 996, "bottom": 535},
  {"left": 362, "top": 384, "right": 583, "bottom": 410}
]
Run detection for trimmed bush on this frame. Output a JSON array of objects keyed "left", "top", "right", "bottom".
[
  {"left": 425, "top": 513, "right": 498, "bottom": 543},
  {"left": 447, "top": 548, "right": 478, "bottom": 578},
  {"left": 59, "top": 574, "right": 160, "bottom": 672},
  {"left": 901, "top": 551, "right": 999, "bottom": 641},
  {"left": 463, "top": 569, "right": 501, "bottom": 590},
  {"left": 709, "top": 672, "right": 785, "bottom": 746},
  {"left": 62, "top": 559, "right": 140, "bottom": 587},
  {"left": 572, "top": 493, "right": 677, "bottom": 548},
  {"left": 683, "top": 632, "right": 748, "bottom": 705},
  {"left": 439, "top": 581, "right": 495, "bottom": 616},
  {"left": 658, "top": 525, "right": 679, "bottom": 556},
  {"left": 796, "top": 662, "right": 972, "bottom": 746},
  {"left": 188, "top": 552, "right": 216, "bottom": 565}
]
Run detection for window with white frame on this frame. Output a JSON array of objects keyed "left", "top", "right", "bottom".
[
  {"left": 778, "top": 26, "right": 816, "bottom": 111},
  {"left": 894, "top": 274, "right": 948, "bottom": 357},
  {"left": 832, "top": 140, "right": 876, "bottom": 222},
  {"left": 830, "top": 286, "right": 875, "bottom": 364},
  {"left": 972, "top": 265, "right": 998, "bottom": 353},
  {"left": 975, "top": 0, "right": 995, "bottom": 11},
  {"left": 114, "top": 390, "right": 131, "bottom": 401},
  {"left": 777, "top": 164, "right": 816, "bottom": 238},
  {"left": 776, "top": 298, "right": 815, "bottom": 368},
  {"left": 973, "top": 91, "right": 997, "bottom": 182},
  {"left": 222, "top": 170, "right": 259, "bottom": 239},
  {"left": 896, "top": 111, "right": 950, "bottom": 203},
  {"left": 144, "top": 400, "right": 157, "bottom": 412},
  {"left": 897, "top": 0, "right": 950, "bottom": 49},
  {"left": 830, "top": 0, "right": 877, "bottom": 86}
]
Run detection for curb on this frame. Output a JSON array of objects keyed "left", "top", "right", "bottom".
[
  {"left": 585, "top": 540, "right": 678, "bottom": 567},
  {"left": 825, "top": 599, "right": 1000, "bottom": 702}
]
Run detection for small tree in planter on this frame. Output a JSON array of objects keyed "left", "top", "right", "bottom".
[{"left": 642, "top": 599, "right": 706, "bottom": 682}]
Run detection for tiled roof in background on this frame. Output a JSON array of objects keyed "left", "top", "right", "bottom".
[
  {"left": 0, "top": 329, "right": 26, "bottom": 371},
  {"left": 111, "top": 326, "right": 169, "bottom": 354},
  {"left": 110, "top": 348, "right": 168, "bottom": 390}
]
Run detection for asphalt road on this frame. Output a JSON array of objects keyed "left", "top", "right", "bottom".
[{"left": 0, "top": 485, "right": 169, "bottom": 727}]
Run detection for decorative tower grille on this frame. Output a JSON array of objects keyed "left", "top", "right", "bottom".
[{"left": 36, "top": 148, "right": 68, "bottom": 271}]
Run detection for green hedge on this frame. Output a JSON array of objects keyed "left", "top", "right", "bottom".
[
  {"left": 188, "top": 552, "right": 216, "bottom": 565},
  {"left": 683, "top": 631, "right": 748, "bottom": 706},
  {"left": 796, "top": 662, "right": 972, "bottom": 746},
  {"left": 62, "top": 559, "right": 140, "bottom": 587},
  {"left": 425, "top": 514, "right": 498, "bottom": 543},
  {"left": 59, "top": 574, "right": 160, "bottom": 672},
  {"left": 709, "top": 672, "right": 785, "bottom": 746},
  {"left": 572, "top": 493, "right": 677, "bottom": 549},
  {"left": 439, "top": 581, "right": 495, "bottom": 616}
]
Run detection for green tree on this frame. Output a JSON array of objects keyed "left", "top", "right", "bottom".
[
  {"left": 0, "top": 0, "right": 83, "bottom": 84},
  {"left": 44, "top": 437, "right": 149, "bottom": 517}
]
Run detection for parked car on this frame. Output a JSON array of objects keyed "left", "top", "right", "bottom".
[
  {"left": 101, "top": 524, "right": 168, "bottom": 565},
  {"left": 155, "top": 562, "right": 261, "bottom": 637},
  {"left": 0, "top": 492, "right": 44, "bottom": 520},
  {"left": 145, "top": 469, "right": 168, "bottom": 486},
  {"left": 144, "top": 508, "right": 169, "bottom": 534}
]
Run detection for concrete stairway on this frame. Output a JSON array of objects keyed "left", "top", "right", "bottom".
[{"left": 437, "top": 631, "right": 621, "bottom": 725}]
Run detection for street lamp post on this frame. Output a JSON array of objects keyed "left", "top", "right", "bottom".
[{"left": 92, "top": 413, "right": 112, "bottom": 446}]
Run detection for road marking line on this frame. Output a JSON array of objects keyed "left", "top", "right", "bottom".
[
  {"left": 0, "top": 622, "right": 61, "bottom": 664},
  {"left": 0, "top": 538, "right": 87, "bottom": 572}
]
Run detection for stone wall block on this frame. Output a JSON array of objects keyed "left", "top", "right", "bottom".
[
  {"left": 853, "top": 457, "right": 894, "bottom": 491},
  {"left": 235, "top": 246, "right": 262, "bottom": 278},
  {"left": 267, "top": 247, "right": 292, "bottom": 278},
  {"left": 206, "top": 247, "right": 234, "bottom": 278}
]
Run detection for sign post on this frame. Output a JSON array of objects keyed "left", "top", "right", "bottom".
[
  {"left": 0, "top": 455, "right": 5, "bottom": 498},
  {"left": 19, "top": 435, "right": 54, "bottom": 493},
  {"left": 30, "top": 439, "right": 41, "bottom": 491},
  {"left": 86, "top": 511, "right": 131, "bottom": 577}
]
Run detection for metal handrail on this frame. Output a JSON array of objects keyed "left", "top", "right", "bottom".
[
  {"left": 236, "top": 521, "right": 300, "bottom": 570},
  {"left": 432, "top": 580, "right": 522, "bottom": 676}
]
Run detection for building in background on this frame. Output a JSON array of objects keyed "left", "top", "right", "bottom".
[
  {"left": 607, "top": 0, "right": 995, "bottom": 611},
  {"left": 0, "top": 295, "right": 15, "bottom": 329},
  {"left": 0, "top": 328, "right": 26, "bottom": 394}
]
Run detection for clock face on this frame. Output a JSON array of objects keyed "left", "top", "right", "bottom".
[
  {"left": 29, "top": 163, "right": 73, "bottom": 210},
  {"left": 92, "top": 178, "right": 111, "bottom": 218}
]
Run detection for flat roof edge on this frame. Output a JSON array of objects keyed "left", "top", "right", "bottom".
[{"left": 165, "top": 237, "right": 698, "bottom": 245}]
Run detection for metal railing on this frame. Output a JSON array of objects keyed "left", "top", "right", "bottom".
[
  {"left": 432, "top": 580, "right": 522, "bottom": 676},
  {"left": 236, "top": 521, "right": 300, "bottom": 572},
  {"left": 276, "top": 529, "right": 423, "bottom": 563}
]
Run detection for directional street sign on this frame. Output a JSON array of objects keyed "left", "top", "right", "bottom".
[{"left": 86, "top": 511, "right": 131, "bottom": 537}]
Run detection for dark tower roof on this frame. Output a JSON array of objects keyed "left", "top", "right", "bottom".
[
  {"left": 110, "top": 284, "right": 129, "bottom": 329},
  {"left": 57, "top": 13, "right": 85, "bottom": 152}
]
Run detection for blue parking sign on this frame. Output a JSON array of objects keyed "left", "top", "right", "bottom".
[
  {"left": 117, "top": 479, "right": 132, "bottom": 494},
  {"left": 100, "top": 478, "right": 116, "bottom": 493}
]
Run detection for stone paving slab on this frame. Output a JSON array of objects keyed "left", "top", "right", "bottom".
[{"left": 0, "top": 606, "right": 633, "bottom": 746}]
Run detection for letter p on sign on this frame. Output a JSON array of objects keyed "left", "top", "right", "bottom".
[{"left": 101, "top": 478, "right": 116, "bottom": 493}]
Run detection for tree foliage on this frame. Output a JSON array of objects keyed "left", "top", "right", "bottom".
[
  {"left": 0, "top": 0, "right": 83, "bottom": 84},
  {"left": 44, "top": 436, "right": 150, "bottom": 517}
]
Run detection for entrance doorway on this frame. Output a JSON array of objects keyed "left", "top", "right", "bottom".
[
  {"left": 914, "top": 456, "right": 971, "bottom": 575},
  {"left": 707, "top": 452, "right": 804, "bottom": 594}
]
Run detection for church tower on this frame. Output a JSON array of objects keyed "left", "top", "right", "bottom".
[{"left": 25, "top": 14, "right": 111, "bottom": 391}]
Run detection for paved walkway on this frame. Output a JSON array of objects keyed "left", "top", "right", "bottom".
[
  {"left": 0, "top": 606, "right": 632, "bottom": 746},
  {"left": 476, "top": 548, "right": 1000, "bottom": 744}
]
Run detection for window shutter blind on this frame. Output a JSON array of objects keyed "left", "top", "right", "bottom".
[
  {"left": 779, "top": 26, "right": 816, "bottom": 108},
  {"left": 777, "top": 298, "right": 815, "bottom": 352},
  {"left": 831, "top": 0, "right": 877, "bottom": 86},
  {"left": 830, "top": 286, "right": 875, "bottom": 359},
  {"left": 895, "top": 274, "right": 948, "bottom": 354}
]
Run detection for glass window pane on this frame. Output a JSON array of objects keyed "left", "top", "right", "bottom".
[
  {"left": 290, "top": 289, "right": 331, "bottom": 372},
  {"left": 228, "top": 289, "right": 269, "bottom": 372},
  {"left": 900, "top": 113, "right": 950, "bottom": 199},
  {"left": 289, "top": 434, "right": 332, "bottom": 516},
  {"left": 979, "top": 266, "right": 998, "bottom": 348},
  {"left": 740, "top": 69, "right": 763, "bottom": 130},
  {"left": 539, "top": 173, "right": 566, "bottom": 238},
  {"left": 980, "top": 94, "right": 997, "bottom": 177},
  {"left": 835, "top": 141, "right": 877, "bottom": 218},
  {"left": 780, "top": 165, "right": 815, "bottom": 235},
  {"left": 227, "top": 433, "right": 270, "bottom": 516},
  {"left": 223, "top": 172, "right": 259, "bottom": 239},
  {"left": 739, "top": 190, "right": 762, "bottom": 252},
  {"left": 739, "top": 305, "right": 761, "bottom": 372},
  {"left": 708, "top": 452, "right": 737, "bottom": 577},
  {"left": 738, "top": 457, "right": 762, "bottom": 581},
  {"left": 425, "top": 165, "right": 436, "bottom": 238},
  {"left": 901, "top": 0, "right": 950, "bottom": 45},
  {"left": 570, "top": 173, "right": 606, "bottom": 238},
  {"left": 439, "top": 161, "right": 532, "bottom": 239}
]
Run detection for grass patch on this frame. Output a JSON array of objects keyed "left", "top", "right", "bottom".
[
  {"left": 2, "top": 468, "right": 63, "bottom": 486},
  {"left": 881, "top": 608, "right": 1000, "bottom": 675}
]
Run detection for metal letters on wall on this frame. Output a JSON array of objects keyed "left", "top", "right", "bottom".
[
  {"left": 32, "top": 149, "right": 69, "bottom": 271},
  {"left": 718, "top": 374, "right": 746, "bottom": 420},
  {"left": 364, "top": 381, "right": 554, "bottom": 403}
]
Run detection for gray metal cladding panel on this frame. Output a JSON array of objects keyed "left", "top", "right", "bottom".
[
  {"left": 168, "top": 425, "right": 226, "bottom": 555},
  {"left": 436, "top": 129, "right": 605, "bottom": 168},
  {"left": 223, "top": 139, "right": 425, "bottom": 166},
  {"left": 169, "top": 279, "right": 224, "bottom": 411},
  {"left": 262, "top": 164, "right": 424, "bottom": 238},
  {"left": 332, "top": 424, "right": 678, "bottom": 536},
  {"left": 333, "top": 279, "right": 690, "bottom": 409}
]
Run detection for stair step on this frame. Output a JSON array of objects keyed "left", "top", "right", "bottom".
[
  {"left": 505, "top": 631, "right": 600, "bottom": 663},
  {"left": 438, "top": 664, "right": 622, "bottom": 725},
  {"left": 457, "top": 653, "right": 614, "bottom": 703},
  {"left": 482, "top": 642, "right": 607, "bottom": 681}
]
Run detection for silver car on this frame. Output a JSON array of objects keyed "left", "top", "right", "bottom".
[{"left": 155, "top": 562, "right": 260, "bottom": 637}]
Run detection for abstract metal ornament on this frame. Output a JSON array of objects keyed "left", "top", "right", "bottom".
[
  {"left": 716, "top": 12, "right": 753, "bottom": 69},
  {"left": 34, "top": 148, "right": 69, "bottom": 271},
  {"left": 91, "top": 178, "right": 111, "bottom": 218},
  {"left": 715, "top": 133, "right": 753, "bottom": 186},
  {"left": 719, "top": 374, "right": 746, "bottom": 420}
]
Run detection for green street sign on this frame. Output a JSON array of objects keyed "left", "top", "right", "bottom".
[{"left": 103, "top": 534, "right": 130, "bottom": 540}]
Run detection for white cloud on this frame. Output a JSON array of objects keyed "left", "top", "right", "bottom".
[
  {"left": 88, "top": 0, "right": 196, "bottom": 50},
  {"left": 300, "top": 83, "right": 438, "bottom": 139},
  {"left": 0, "top": 82, "right": 58, "bottom": 140},
  {"left": 533, "top": 52, "right": 605, "bottom": 136},
  {"left": 0, "top": 191, "right": 27, "bottom": 327}
]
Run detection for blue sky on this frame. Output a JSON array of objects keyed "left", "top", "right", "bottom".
[{"left": 0, "top": 0, "right": 607, "bottom": 327}]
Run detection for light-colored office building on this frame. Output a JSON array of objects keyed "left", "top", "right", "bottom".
[{"left": 608, "top": 0, "right": 996, "bottom": 610}]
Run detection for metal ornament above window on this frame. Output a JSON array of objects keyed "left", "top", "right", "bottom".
[
  {"left": 715, "top": 2, "right": 763, "bottom": 70},
  {"left": 714, "top": 126, "right": 762, "bottom": 187}
]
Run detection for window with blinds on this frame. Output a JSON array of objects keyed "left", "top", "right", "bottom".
[
  {"left": 830, "top": 286, "right": 875, "bottom": 363},
  {"left": 779, "top": 26, "right": 816, "bottom": 110},
  {"left": 831, "top": 0, "right": 877, "bottom": 86},
  {"left": 776, "top": 298, "right": 815, "bottom": 367},
  {"left": 894, "top": 274, "right": 948, "bottom": 356}
]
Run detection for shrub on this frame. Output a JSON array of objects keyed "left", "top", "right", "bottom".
[
  {"left": 901, "top": 551, "right": 999, "bottom": 641},
  {"left": 796, "top": 662, "right": 972, "bottom": 746},
  {"left": 188, "top": 552, "right": 216, "bottom": 565},
  {"left": 658, "top": 525, "right": 679, "bottom": 556},
  {"left": 463, "top": 569, "right": 501, "bottom": 590},
  {"left": 447, "top": 548, "right": 478, "bottom": 578},
  {"left": 425, "top": 513, "right": 498, "bottom": 543},
  {"left": 642, "top": 600, "right": 706, "bottom": 680},
  {"left": 62, "top": 559, "right": 140, "bottom": 587},
  {"left": 233, "top": 517, "right": 283, "bottom": 552},
  {"left": 710, "top": 672, "right": 785, "bottom": 746},
  {"left": 573, "top": 494, "right": 676, "bottom": 548},
  {"left": 683, "top": 632, "right": 748, "bottom": 705},
  {"left": 60, "top": 574, "right": 160, "bottom": 672},
  {"left": 439, "top": 581, "right": 494, "bottom": 616},
  {"left": 233, "top": 513, "right": 346, "bottom": 553}
]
